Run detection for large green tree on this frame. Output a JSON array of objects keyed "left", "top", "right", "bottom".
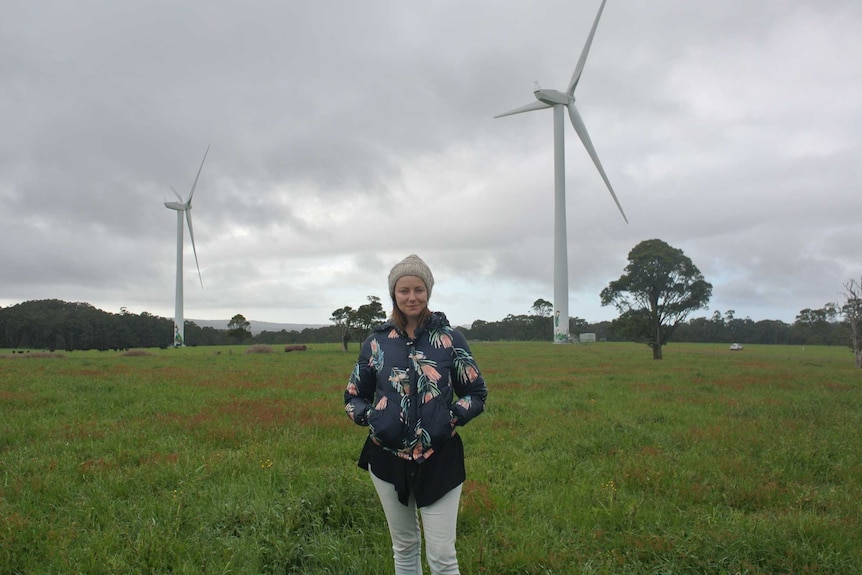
[
  {"left": 601, "top": 239, "right": 712, "bottom": 359},
  {"left": 330, "top": 306, "right": 355, "bottom": 352},
  {"left": 531, "top": 298, "right": 553, "bottom": 318},
  {"left": 330, "top": 296, "right": 387, "bottom": 352},
  {"left": 227, "top": 314, "right": 252, "bottom": 344},
  {"left": 354, "top": 296, "right": 386, "bottom": 335}
]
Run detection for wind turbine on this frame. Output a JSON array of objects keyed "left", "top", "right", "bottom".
[
  {"left": 495, "top": 0, "right": 626, "bottom": 344},
  {"left": 163, "top": 145, "right": 208, "bottom": 347}
]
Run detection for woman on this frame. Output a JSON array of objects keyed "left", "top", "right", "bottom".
[{"left": 344, "top": 254, "right": 488, "bottom": 575}]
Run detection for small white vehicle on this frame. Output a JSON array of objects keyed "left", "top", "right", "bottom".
[{"left": 730, "top": 343, "right": 744, "bottom": 351}]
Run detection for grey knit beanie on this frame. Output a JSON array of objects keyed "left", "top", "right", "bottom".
[{"left": 388, "top": 254, "right": 434, "bottom": 299}]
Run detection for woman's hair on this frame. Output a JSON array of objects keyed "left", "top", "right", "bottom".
[{"left": 390, "top": 302, "right": 432, "bottom": 333}]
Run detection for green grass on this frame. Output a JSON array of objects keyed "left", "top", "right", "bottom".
[{"left": 1, "top": 342, "right": 860, "bottom": 574}]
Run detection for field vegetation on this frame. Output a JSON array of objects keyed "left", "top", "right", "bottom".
[{"left": 1, "top": 342, "right": 860, "bottom": 574}]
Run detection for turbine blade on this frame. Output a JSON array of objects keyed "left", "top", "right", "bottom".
[
  {"left": 187, "top": 144, "right": 210, "bottom": 203},
  {"left": 170, "top": 185, "right": 183, "bottom": 202},
  {"left": 567, "top": 103, "right": 628, "bottom": 223},
  {"left": 567, "top": 0, "right": 608, "bottom": 95},
  {"left": 494, "top": 100, "right": 552, "bottom": 118},
  {"left": 186, "top": 211, "right": 204, "bottom": 289}
]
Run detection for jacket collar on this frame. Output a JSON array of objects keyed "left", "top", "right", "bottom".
[{"left": 374, "top": 311, "right": 450, "bottom": 337}]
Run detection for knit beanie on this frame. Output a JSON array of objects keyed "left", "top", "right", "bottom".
[{"left": 388, "top": 254, "right": 434, "bottom": 299}]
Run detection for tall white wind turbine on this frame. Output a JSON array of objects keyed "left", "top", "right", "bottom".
[
  {"left": 163, "top": 145, "right": 208, "bottom": 347},
  {"left": 495, "top": 0, "right": 626, "bottom": 344}
]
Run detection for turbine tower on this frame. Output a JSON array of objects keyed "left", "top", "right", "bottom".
[
  {"left": 163, "top": 145, "right": 208, "bottom": 347},
  {"left": 495, "top": 0, "right": 626, "bottom": 344}
]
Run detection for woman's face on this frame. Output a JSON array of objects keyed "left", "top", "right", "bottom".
[{"left": 394, "top": 275, "right": 428, "bottom": 322}]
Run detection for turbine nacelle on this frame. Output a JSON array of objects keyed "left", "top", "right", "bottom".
[
  {"left": 534, "top": 89, "right": 571, "bottom": 106},
  {"left": 163, "top": 201, "right": 189, "bottom": 211}
]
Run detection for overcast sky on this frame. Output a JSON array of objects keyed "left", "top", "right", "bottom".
[{"left": 2, "top": 0, "right": 860, "bottom": 328}]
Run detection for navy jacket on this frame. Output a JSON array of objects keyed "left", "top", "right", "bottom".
[{"left": 344, "top": 311, "right": 487, "bottom": 464}]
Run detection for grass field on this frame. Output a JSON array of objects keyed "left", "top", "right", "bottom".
[{"left": 1, "top": 342, "right": 860, "bottom": 574}]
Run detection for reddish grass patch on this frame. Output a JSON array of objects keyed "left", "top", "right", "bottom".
[
  {"left": 58, "top": 363, "right": 140, "bottom": 378},
  {"left": 218, "top": 399, "right": 291, "bottom": 427},
  {"left": 294, "top": 397, "right": 344, "bottom": 428},
  {"left": 461, "top": 479, "right": 493, "bottom": 514},
  {"left": 152, "top": 397, "right": 345, "bottom": 441},
  {"left": 1, "top": 512, "right": 29, "bottom": 531},
  {"left": 624, "top": 533, "right": 675, "bottom": 559},
  {"left": 0, "top": 352, "right": 65, "bottom": 360},
  {"left": 0, "top": 390, "right": 36, "bottom": 403},
  {"left": 122, "top": 349, "right": 154, "bottom": 357},
  {"left": 138, "top": 451, "right": 180, "bottom": 466},
  {"left": 80, "top": 458, "right": 116, "bottom": 476},
  {"left": 633, "top": 382, "right": 675, "bottom": 391},
  {"left": 61, "top": 421, "right": 106, "bottom": 441},
  {"left": 683, "top": 424, "right": 730, "bottom": 444}
]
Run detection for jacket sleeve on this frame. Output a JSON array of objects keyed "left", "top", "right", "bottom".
[
  {"left": 448, "top": 330, "right": 487, "bottom": 426},
  {"left": 343, "top": 335, "right": 377, "bottom": 426}
]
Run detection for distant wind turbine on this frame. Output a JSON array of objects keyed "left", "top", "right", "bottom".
[
  {"left": 163, "top": 145, "right": 208, "bottom": 347},
  {"left": 495, "top": 0, "right": 626, "bottom": 344}
]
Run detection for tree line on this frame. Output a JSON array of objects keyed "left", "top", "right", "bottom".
[{"left": 0, "top": 297, "right": 856, "bottom": 353}]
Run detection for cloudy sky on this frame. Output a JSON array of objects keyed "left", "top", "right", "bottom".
[{"left": 2, "top": 0, "right": 860, "bottom": 329}]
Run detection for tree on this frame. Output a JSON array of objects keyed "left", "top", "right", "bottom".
[
  {"left": 227, "top": 314, "right": 252, "bottom": 344},
  {"left": 841, "top": 278, "right": 862, "bottom": 368},
  {"left": 531, "top": 299, "right": 553, "bottom": 318},
  {"left": 354, "top": 296, "right": 386, "bottom": 335},
  {"left": 330, "top": 306, "right": 355, "bottom": 352},
  {"left": 793, "top": 304, "right": 843, "bottom": 345},
  {"left": 600, "top": 239, "right": 712, "bottom": 359},
  {"left": 330, "top": 297, "right": 387, "bottom": 352}
]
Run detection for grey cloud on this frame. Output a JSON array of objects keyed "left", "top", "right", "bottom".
[{"left": 2, "top": 0, "right": 861, "bottom": 326}]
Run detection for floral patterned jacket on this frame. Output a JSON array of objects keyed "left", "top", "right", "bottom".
[{"left": 344, "top": 311, "right": 487, "bottom": 463}]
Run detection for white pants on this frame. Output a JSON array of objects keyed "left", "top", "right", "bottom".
[{"left": 369, "top": 469, "right": 462, "bottom": 575}]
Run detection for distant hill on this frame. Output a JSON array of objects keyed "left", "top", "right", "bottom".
[{"left": 189, "top": 319, "right": 325, "bottom": 336}]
